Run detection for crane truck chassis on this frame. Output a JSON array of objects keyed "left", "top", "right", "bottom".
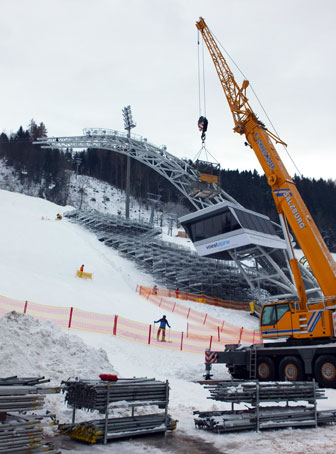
[{"left": 205, "top": 339, "right": 336, "bottom": 388}]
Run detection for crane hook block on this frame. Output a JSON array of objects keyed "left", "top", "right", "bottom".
[
  {"left": 198, "top": 116, "right": 208, "bottom": 133},
  {"left": 198, "top": 116, "right": 208, "bottom": 141}
]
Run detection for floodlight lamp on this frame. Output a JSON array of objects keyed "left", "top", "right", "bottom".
[{"left": 122, "top": 104, "right": 136, "bottom": 131}]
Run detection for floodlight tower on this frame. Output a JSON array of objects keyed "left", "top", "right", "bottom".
[{"left": 122, "top": 105, "right": 136, "bottom": 219}]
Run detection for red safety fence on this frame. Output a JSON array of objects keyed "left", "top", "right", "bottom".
[
  {"left": 144, "top": 286, "right": 250, "bottom": 311},
  {"left": 137, "top": 286, "right": 262, "bottom": 344},
  {"left": 0, "top": 295, "right": 26, "bottom": 316},
  {"left": 0, "top": 289, "right": 261, "bottom": 354},
  {"left": 187, "top": 322, "right": 260, "bottom": 345}
]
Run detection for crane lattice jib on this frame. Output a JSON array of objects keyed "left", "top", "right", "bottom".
[
  {"left": 196, "top": 17, "right": 336, "bottom": 302},
  {"left": 196, "top": 17, "right": 253, "bottom": 133}
]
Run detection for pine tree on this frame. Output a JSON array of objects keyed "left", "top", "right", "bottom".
[
  {"left": 28, "top": 119, "right": 39, "bottom": 141},
  {"left": 37, "top": 122, "right": 47, "bottom": 138}
]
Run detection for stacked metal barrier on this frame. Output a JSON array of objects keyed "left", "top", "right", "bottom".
[
  {"left": 60, "top": 377, "right": 175, "bottom": 444},
  {"left": 60, "top": 413, "right": 175, "bottom": 444},
  {"left": 194, "top": 380, "right": 336, "bottom": 433},
  {"left": 205, "top": 380, "right": 326, "bottom": 404},
  {"left": 0, "top": 376, "right": 60, "bottom": 453}
]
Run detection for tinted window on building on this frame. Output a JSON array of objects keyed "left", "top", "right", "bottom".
[
  {"left": 184, "top": 209, "right": 241, "bottom": 242},
  {"left": 234, "top": 209, "right": 276, "bottom": 235}
]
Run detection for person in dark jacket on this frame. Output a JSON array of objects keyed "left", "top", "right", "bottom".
[{"left": 154, "top": 315, "right": 171, "bottom": 342}]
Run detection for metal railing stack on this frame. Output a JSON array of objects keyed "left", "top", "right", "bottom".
[
  {"left": 194, "top": 380, "right": 336, "bottom": 433},
  {"left": 60, "top": 377, "right": 176, "bottom": 444},
  {"left": 0, "top": 376, "right": 60, "bottom": 454}
]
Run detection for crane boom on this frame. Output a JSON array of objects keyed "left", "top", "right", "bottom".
[{"left": 196, "top": 17, "right": 336, "bottom": 308}]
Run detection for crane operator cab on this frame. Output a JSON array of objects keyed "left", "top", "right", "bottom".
[
  {"left": 260, "top": 301, "right": 334, "bottom": 340},
  {"left": 260, "top": 302, "right": 291, "bottom": 339}
]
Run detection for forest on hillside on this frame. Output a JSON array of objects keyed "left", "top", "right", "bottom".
[{"left": 1, "top": 122, "right": 336, "bottom": 251}]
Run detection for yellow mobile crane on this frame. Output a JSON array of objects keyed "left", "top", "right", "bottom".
[{"left": 197, "top": 17, "right": 336, "bottom": 386}]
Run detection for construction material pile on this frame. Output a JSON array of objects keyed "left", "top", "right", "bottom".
[
  {"left": 195, "top": 380, "right": 336, "bottom": 433},
  {"left": 60, "top": 413, "right": 175, "bottom": 444},
  {"left": 205, "top": 380, "right": 326, "bottom": 405},
  {"left": 194, "top": 405, "right": 336, "bottom": 432},
  {"left": 60, "top": 377, "right": 175, "bottom": 444},
  {"left": 0, "top": 376, "right": 60, "bottom": 453},
  {"left": 62, "top": 377, "right": 168, "bottom": 411}
]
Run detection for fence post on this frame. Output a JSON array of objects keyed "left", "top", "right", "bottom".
[
  {"left": 180, "top": 332, "right": 184, "bottom": 351},
  {"left": 113, "top": 315, "right": 118, "bottom": 336},
  {"left": 186, "top": 323, "right": 189, "bottom": 338},
  {"left": 217, "top": 326, "right": 220, "bottom": 342},
  {"left": 172, "top": 302, "right": 176, "bottom": 312},
  {"left": 159, "top": 298, "right": 162, "bottom": 307},
  {"left": 148, "top": 325, "right": 152, "bottom": 345},
  {"left": 221, "top": 320, "right": 225, "bottom": 332},
  {"left": 238, "top": 327, "right": 244, "bottom": 344},
  {"left": 24, "top": 301, "right": 28, "bottom": 314},
  {"left": 203, "top": 313, "right": 208, "bottom": 325},
  {"left": 209, "top": 335, "right": 213, "bottom": 350},
  {"left": 187, "top": 308, "right": 191, "bottom": 319},
  {"left": 68, "top": 307, "right": 73, "bottom": 328}
]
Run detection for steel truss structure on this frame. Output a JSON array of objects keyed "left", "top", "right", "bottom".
[
  {"left": 36, "top": 130, "right": 319, "bottom": 302},
  {"left": 36, "top": 128, "right": 238, "bottom": 211}
]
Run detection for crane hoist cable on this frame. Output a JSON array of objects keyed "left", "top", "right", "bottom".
[
  {"left": 195, "top": 29, "right": 221, "bottom": 182},
  {"left": 211, "top": 28, "right": 303, "bottom": 178},
  {"left": 197, "top": 30, "right": 208, "bottom": 144}
]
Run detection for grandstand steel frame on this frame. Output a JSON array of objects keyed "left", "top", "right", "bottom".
[{"left": 36, "top": 129, "right": 320, "bottom": 302}]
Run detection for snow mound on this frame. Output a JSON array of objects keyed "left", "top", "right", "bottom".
[{"left": 0, "top": 311, "right": 117, "bottom": 384}]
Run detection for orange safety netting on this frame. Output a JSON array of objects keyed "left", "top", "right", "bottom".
[
  {"left": 147, "top": 286, "right": 250, "bottom": 311},
  {"left": 0, "top": 287, "right": 261, "bottom": 354},
  {"left": 137, "top": 285, "right": 262, "bottom": 345}
]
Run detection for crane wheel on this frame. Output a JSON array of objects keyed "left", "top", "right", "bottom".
[
  {"left": 229, "top": 365, "right": 249, "bottom": 380},
  {"left": 257, "top": 357, "right": 275, "bottom": 381},
  {"left": 314, "top": 355, "right": 336, "bottom": 388},
  {"left": 279, "top": 356, "right": 304, "bottom": 381}
]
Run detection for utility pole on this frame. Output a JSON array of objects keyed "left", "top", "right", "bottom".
[
  {"left": 147, "top": 193, "right": 162, "bottom": 226},
  {"left": 167, "top": 213, "right": 176, "bottom": 236},
  {"left": 122, "top": 105, "right": 136, "bottom": 219},
  {"left": 75, "top": 156, "right": 82, "bottom": 179}
]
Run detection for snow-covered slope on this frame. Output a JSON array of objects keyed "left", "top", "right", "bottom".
[{"left": 0, "top": 189, "right": 335, "bottom": 454}]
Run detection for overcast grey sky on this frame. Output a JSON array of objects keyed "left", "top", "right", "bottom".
[{"left": 1, "top": 0, "right": 336, "bottom": 180}]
